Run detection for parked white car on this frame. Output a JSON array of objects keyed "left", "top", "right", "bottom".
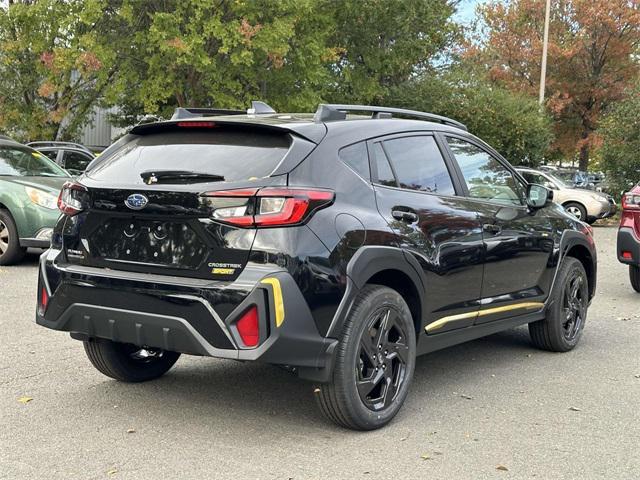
[{"left": 517, "top": 167, "right": 616, "bottom": 223}]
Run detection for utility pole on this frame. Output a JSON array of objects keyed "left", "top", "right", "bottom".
[{"left": 539, "top": 0, "right": 551, "bottom": 105}]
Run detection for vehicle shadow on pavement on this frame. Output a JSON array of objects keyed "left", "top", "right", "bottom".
[{"left": 80, "top": 326, "right": 536, "bottom": 433}]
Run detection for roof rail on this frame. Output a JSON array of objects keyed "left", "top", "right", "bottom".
[
  {"left": 313, "top": 104, "right": 467, "bottom": 131},
  {"left": 26, "top": 141, "right": 93, "bottom": 153}
]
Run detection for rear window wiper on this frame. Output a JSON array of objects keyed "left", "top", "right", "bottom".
[{"left": 140, "top": 170, "right": 225, "bottom": 184}]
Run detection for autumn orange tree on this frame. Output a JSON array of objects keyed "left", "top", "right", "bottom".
[{"left": 468, "top": 0, "right": 640, "bottom": 170}]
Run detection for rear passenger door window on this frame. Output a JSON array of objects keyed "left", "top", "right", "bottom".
[
  {"left": 372, "top": 135, "right": 456, "bottom": 196},
  {"left": 446, "top": 137, "right": 523, "bottom": 206}
]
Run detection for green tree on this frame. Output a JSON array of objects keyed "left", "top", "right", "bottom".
[
  {"left": 389, "top": 67, "right": 554, "bottom": 166},
  {"left": 107, "top": 0, "right": 335, "bottom": 124},
  {"left": 322, "top": 0, "right": 461, "bottom": 104},
  {"left": 0, "top": 0, "right": 118, "bottom": 141},
  {"left": 601, "top": 87, "right": 640, "bottom": 196}
]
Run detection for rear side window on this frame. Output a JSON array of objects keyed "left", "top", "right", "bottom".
[
  {"left": 63, "top": 150, "right": 93, "bottom": 172},
  {"left": 87, "top": 129, "right": 291, "bottom": 183},
  {"left": 339, "top": 142, "right": 370, "bottom": 180},
  {"left": 381, "top": 136, "right": 455, "bottom": 195}
]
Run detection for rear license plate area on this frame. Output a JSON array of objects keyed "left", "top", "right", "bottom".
[{"left": 89, "top": 218, "right": 208, "bottom": 269}]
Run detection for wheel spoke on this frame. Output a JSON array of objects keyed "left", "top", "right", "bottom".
[
  {"left": 372, "top": 309, "right": 390, "bottom": 349},
  {"left": 359, "top": 335, "right": 378, "bottom": 365},
  {"left": 357, "top": 368, "right": 384, "bottom": 399},
  {"left": 387, "top": 342, "right": 409, "bottom": 364},
  {"left": 381, "top": 375, "right": 394, "bottom": 408}
]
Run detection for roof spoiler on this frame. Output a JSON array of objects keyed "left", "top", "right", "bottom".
[
  {"left": 171, "top": 101, "right": 276, "bottom": 120},
  {"left": 313, "top": 104, "right": 467, "bottom": 131}
]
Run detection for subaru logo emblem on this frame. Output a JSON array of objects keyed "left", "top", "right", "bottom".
[{"left": 125, "top": 193, "right": 148, "bottom": 210}]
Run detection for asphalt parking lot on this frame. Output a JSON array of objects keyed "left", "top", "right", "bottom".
[{"left": 1, "top": 226, "right": 639, "bottom": 480}]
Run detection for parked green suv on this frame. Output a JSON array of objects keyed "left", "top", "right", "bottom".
[{"left": 0, "top": 138, "right": 69, "bottom": 265}]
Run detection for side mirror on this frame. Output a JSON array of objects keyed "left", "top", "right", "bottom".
[{"left": 526, "top": 183, "right": 551, "bottom": 209}]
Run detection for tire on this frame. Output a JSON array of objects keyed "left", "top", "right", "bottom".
[
  {"left": 314, "top": 285, "right": 416, "bottom": 430},
  {"left": 529, "top": 257, "right": 588, "bottom": 352},
  {"left": 0, "top": 210, "right": 26, "bottom": 266},
  {"left": 629, "top": 265, "right": 640, "bottom": 293},
  {"left": 563, "top": 202, "right": 587, "bottom": 222},
  {"left": 83, "top": 339, "right": 180, "bottom": 382}
]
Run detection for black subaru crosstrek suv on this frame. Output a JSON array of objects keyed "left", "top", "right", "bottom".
[{"left": 36, "top": 102, "right": 597, "bottom": 430}]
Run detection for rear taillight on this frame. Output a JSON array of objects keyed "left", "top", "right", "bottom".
[
  {"left": 57, "top": 181, "right": 88, "bottom": 216},
  {"left": 201, "top": 187, "right": 334, "bottom": 227},
  {"left": 236, "top": 306, "right": 259, "bottom": 347},
  {"left": 622, "top": 193, "right": 640, "bottom": 210}
]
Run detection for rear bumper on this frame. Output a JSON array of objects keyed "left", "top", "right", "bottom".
[
  {"left": 36, "top": 249, "right": 337, "bottom": 381},
  {"left": 617, "top": 227, "right": 640, "bottom": 265}
]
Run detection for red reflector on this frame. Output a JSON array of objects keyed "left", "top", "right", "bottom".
[
  {"left": 236, "top": 306, "right": 259, "bottom": 347},
  {"left": 623, "top": 251, "right": 633, "bottom": 260},
  {"left": 177, "top": 121, "right": 216, "bottom": 128},
  {"left": 39, "top": 286, "right": 49, "bottom": 315}
]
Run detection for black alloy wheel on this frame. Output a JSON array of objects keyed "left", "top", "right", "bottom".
[
  {"left": 315, "top": 285, "right": 416, "bottom": 430},
  {"left": 529, "top": 257, "right": 588, "bottom": 352},
  {"left": 356, "top": 307, "right": 410, "bottom": 411},
  {"left": 561, "top": 269, "right": 587, "bottom": 342}
]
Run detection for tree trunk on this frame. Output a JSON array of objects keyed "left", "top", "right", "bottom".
[
  {"left": 578, "top": 143, "right": 589, "bottom": 171},
  {"left": 578, "top": 125, "right": 591, "bottom": 171}
]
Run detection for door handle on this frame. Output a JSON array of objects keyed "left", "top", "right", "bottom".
[
  {"left": 392, "top": 210, "right": 418, "bottom": 223},
  {"left": 483, "top": 223, "right": 502, "bottom": 235}
]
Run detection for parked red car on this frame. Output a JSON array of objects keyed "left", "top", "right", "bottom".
[{"left": 617, "top": 183, "right": 640, "bottom": 291}]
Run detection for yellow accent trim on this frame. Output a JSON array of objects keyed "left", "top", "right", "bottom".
[
  {"left": 425, "top": 302, "right": 545, "bottom": 333},
  {"left": 261, "top": 277, "right": 285, "bottom": 327}
]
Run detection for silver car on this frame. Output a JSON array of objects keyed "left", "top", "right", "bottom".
[{"left": 517, "top": 167, "right": 616, "bottom": 223}]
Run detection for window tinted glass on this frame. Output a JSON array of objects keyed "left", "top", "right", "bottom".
[
  {"left": 40, "top": 150, "right": 58, "bottom": 161},
  {"left": 520, "top": 172, "right": 556, "bottom": 188},
  {"left": 382, "top": 136, "right": 455, "bottom": 195},
  {"left": 447, "top": 138, "right": 523, "bottom": 206},
  {"left": 87, "top": 129, "right": 291, "bottom": 183},
  {"left": 339, "top": 142, "right": 370, "bottom": 179},
  {"left": 371, "top": 142, "right": 396, "bottom": 187},
  {"left": 0, "top": 147, "right": 69, "bottom": 177},
  {"left": 64, "top": 150, "right": 92, "bottom": 172}
]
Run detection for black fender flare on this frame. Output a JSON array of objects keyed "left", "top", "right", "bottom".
[
  {"left": 550, "top": 229, "right": 597, "bottom": 300},
  {"left": 325, "top": 246, "right": 427, "bottom": 338}
]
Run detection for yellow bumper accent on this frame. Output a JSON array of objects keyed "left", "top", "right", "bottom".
[
  {"left": 261, "top": 277, "right": 285, "bottom": 327},
  {"left": 425, "top": 302, "right": 545, "bottom": 333}
]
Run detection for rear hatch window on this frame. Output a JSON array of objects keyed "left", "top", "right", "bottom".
[{"left": 87, "top": 129, "right": 291, "bottom": 184}]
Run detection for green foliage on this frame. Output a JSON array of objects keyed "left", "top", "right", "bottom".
[
  {"left": 388, "top": 68, "right": 554, "bottom": 166},
  {"left": 601, "top": 88, "right": 640, "bottom": 196},
  {"left": 321, "top": 0, "right": 460, "bottom": 104},
  {"left": 0, "top": 0, "right": 494, "bottom": 143},
  {"left": 0, "top": 0, "right": 118, "bottom": 141},
  {"left": 106, "top": 0, "right": 335, "bottom": 125}
]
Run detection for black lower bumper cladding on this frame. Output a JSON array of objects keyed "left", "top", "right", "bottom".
[
  {"left": 36, "top": 250, "right": 338, "bottom": 381},
  {"left": 617, "top": 227, "right": 640, "bottom": 265}
]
